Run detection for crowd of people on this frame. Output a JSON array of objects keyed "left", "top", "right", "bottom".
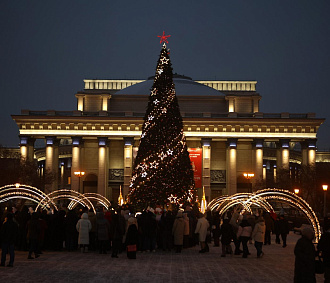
[{"left": 0, "top": 203, "right": 329, "bottom": 282}]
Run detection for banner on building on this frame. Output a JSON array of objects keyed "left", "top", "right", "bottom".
[{"left": 188, "top": 148, "right": 202, "bottom": 188}]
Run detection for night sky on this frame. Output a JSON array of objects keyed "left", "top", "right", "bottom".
[{"left": 1, "top": 1, "right": 329, "bottom": 149}]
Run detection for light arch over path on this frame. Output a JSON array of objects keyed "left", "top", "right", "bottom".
[
  {"left": 209, "top": 188, "right": 321, "bottom": 242},
  {"left": 0, "top": 184, "right": 57, "bottom": 210}
]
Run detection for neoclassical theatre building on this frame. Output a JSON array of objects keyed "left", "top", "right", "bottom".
[{"left": 12, "top": 75, "right": 324, "bottom": 203}]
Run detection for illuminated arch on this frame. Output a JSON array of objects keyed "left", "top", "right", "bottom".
[
  {"left": 209, "top": 189, "right": 321, "bottom": 242},
  {"left": 253, "top": 189, "right": 321, "bottom": 242},
  {"left": 209, "top": 193, "right": 273, "bottom": 215},
  {"left": 68, "top": 193, "right": 111, "bottom": 211},
  {"left": 37, "top": 189, "right": 96, "bottom": 214},
  {"left": 0, "top": 184, "right": 57, "bottom": 210}
]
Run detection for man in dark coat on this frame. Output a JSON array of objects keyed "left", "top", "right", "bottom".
[
  {"left": 0, "top": 213, "right": 19, "bottom": 267},
  {"left": 264, "top": 212, "right": 274, "bottom": 245},
  {"left": 294, "top": 227, "right": 316, "bottom": 283},
  {"left": 220, "top": 218, "right": 234, "bottom": 257},
  {"left": 278, "top": 215, "right": 289, "bottom": 247},
  {"left": 27, "top": 212, "right": 41, "bottom": 259},
  {"left": 317, "top": 222, "right": 330, "bottom": 283}
]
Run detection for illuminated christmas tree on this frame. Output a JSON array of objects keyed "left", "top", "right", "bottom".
[{"left": 128, "top": 33, "right": 195, "bottom": 209}]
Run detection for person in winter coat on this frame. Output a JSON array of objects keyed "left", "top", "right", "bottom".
[
  {"left": 64, "top": 210, "right": 79, "bottom": 251},
  {"left": 27, "top": 212, "right": 41, "bottom": 259},
  {"left": 159, "top": 210, "right": 174, "bottom": 251},
  {"left": 220, "top": 218, "right": 234, "bottom": 257},
  {"left": 88, "top": 209, "right": 97, "bottom": 251},
  {"left": 317, "top": 222, "right": 330, "bottom": 283},
  {"left": 110, "top": 213, "right": 124, "bottom": 258},
  {"left": 125, "top": 216, "right": 139, "bottom": 259},
  {"left": 294, "top": 227, "right": 316, "bottom": 283},
  {"left": 0, "top": 213, "right": 19, "bottom": 267},
  {"left": 96, "top": 212, "right": 110, "bottom": 254},
  {"left": 195, "top": 213, "right": 210, "bottom": 253},
  {"left": 252, "top": 216, "right": 266, "bottom": 258},
  {"left": 229, "top": 207, "right": 242, "bottom": 255},
  {"left": 212, "top": 211, "right": 221, "bottom": 247},
  {"left": 172, "top": 211, "right": 185, "bottom": 253},
  {"left": 263, "top": 212, "right": 274, "bottom": 245},
  {"left": 76, "top": 212, "right": 92, "bottom": 253},
  {"left": 183, "top": 213, "right": 190, "bottom": 249},
  {"left": 237, "top": 218, "right": 252, "bottom": 258},
  {"left": 278, "top": 215, "right": 289, "bottom": 247}
]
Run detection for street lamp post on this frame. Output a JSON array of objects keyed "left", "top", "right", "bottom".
[
  {"left": 243, "top": 173, "right": 255, "bottom": 193},
  {"left": 74, "top": 171, "right": 85, "bottom": 194},
  {"left": 323, "top": 184, "right": 328, "bottom": 217}
]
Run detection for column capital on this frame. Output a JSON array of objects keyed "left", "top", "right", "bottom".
[
  {"left": 253, "top": 139, "right": 264, "bottom": 148},
  {"left": 98, "top": 137, "right": 109, "bottom": 147},
  {"left": 45, "top": 136, "right": 60, "bottom": 146},
  {"left": 124, "top": 137, "right": 134, "bottom": 146},
  {"left": 300, "top": 139, "right": 317, "bottom": 149},
  {"left": 278, "top": 139, "right": 290, "bottom": 148},
  {"left": 201, "top": 138, "right": 212, "bottom": 147},
  {"left": 19, "top": 136, "right": 35, "bottom": 146},
  {"left": 226, "top": 138, "right": 237, "bottom": 149},
  {"left": 72, "top": 137, "right": 83, "bottom": 147}
]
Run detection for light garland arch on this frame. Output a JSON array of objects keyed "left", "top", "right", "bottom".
[
  {"left": 68, "top": 193, "right": 111, "bottom": 211},
  {"left": 36, "top": 189, "right": 96, "bottom": 214},
  {"left": 209, "top": 188, "right": 321, "bottom": 242},
  {"left": 0, "top": 184, "right": 57, "bottom": 210}
]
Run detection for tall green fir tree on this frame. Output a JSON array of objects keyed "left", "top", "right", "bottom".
[{"left": 127, "top": 41, "right": 195, "bottom": 209}]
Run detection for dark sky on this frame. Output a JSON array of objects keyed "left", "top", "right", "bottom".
[{"left": 1, "top": 1, "right": 329, "bottom": 149}]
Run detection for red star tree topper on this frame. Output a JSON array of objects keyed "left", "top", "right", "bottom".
[{"left": 157, "top": 31, "right": 171, "bottom": 44}]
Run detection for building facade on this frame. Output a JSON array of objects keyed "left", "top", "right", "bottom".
[{"left": 12, "top": 75, "right": 325, "bottom": 203}]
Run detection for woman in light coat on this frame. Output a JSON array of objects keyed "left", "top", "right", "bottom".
[
  {"left": 237, "top": 218, "right": 252, "bottom": 258},
  {"left": 76, "top": 212, "right": 92, "bottom": 253},
  {"left": 252, "top": 217, "right": 266, "bottom": 258},
  {"left": 172, "top": 211, "right": 185, "bottom": 253},
  {"left": 195, "top": 213, "right": 210, "bottom": 253}
]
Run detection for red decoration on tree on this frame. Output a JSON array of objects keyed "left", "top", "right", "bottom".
[{"left": 157, "top": 31, "right": 171, "bottom": 44}]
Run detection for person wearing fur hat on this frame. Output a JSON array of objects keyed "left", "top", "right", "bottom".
[
  {"left": 172, "top": 211, "right": 185, "bottom": 253},
  {"left": 76, "top": 212, "right": 92, "bottom": 253},
  {"left": 252, "top": 216, "right": 266, "bottom": 258},
  {"left": 125, "top": 216, "right": 138, "bottom": 259}
]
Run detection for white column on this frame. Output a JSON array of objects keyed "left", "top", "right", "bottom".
[
  {"left": 71, "top": 137, "right": 82, "bottom": 192},
  {"left": 19, "top": 136, "right": 35, "bottom": 162},
  {"left": 201, "top": 139, "right": 211, "bottom": 202},
  {"left": 254, "top": 139, "right": 263, "bottom": 191},
  {"left": 123, "top": 137, "right": 134, "bottom": 200},
  {"left": 45, "top": 137, "right": 59, "bottom": 192},
  {"left": 226, "top": 138, "right": 237, "bottom": 195},
  {"left": 98, "top": 138, "right": 108, "bottom": 196},
  {"left": 301, "top": 140, "right": 317, "bottom": 167},
  {"left": 277, "top": 140, "right": 290, "bottom": 170}
]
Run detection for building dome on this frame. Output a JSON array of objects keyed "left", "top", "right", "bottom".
[{"left": 116, "top": 74, "right": 224, "bottom": 96}]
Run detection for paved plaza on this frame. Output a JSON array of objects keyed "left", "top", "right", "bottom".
[{"left": 0, "top": 233, "right": 324, "bottom": 283}]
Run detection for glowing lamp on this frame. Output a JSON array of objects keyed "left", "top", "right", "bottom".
[
  {"left": 294, "top": 188, "right": 299, "bottom": 194},
  {"left": 243, "top": 173, "right": 255, "bottom": 179},
  {"left": 74, "top": 171, "right": 85, "bottom": 177},
  {"left": 322, "top": 185, "right": 328, "bottom": 192}
]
